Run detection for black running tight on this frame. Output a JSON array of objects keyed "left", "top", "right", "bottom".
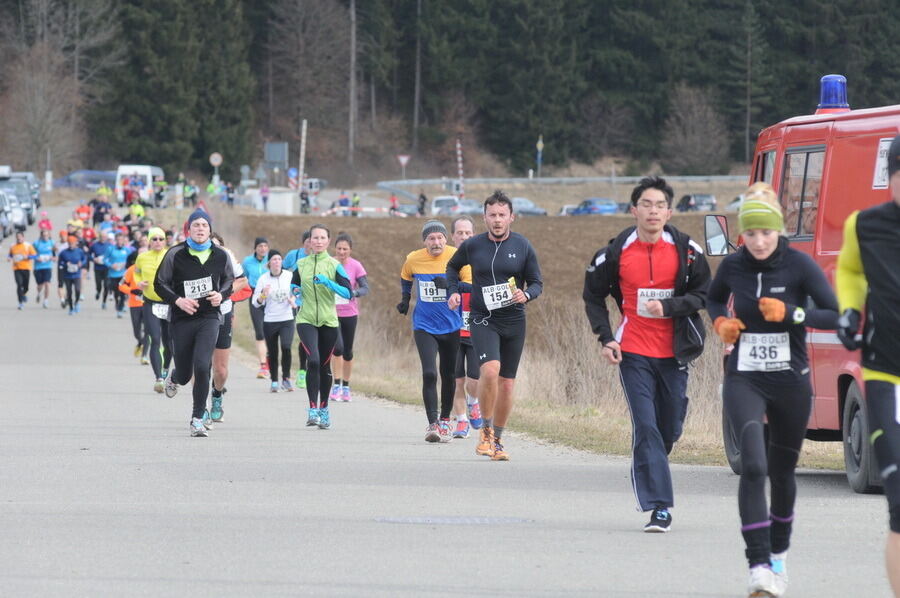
[
  {"left": 64, "top": 278, "right": 81, "bottom": 309},
  {"left": 296, "top": 323, "right": 338, "bottom": 409},
  {"left": 130, "top": 306, "right": 149, "bottom": 355},
  {"left": 264, "top": 320, "right": 295, "bottom": 382},
  {"left": 171, "top": 316, "right": 219, "bottom": 419},
  {"left": 413, "top": 329, "right": 460, "bottom": 424},
  {"left": 94, "top": 268, "right": 110, "bottom": 302},
  {"left": 723, "top": 372, "right": 811, "bottom": 567}
]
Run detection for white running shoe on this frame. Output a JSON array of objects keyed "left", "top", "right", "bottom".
[
  {"left": 770, "top": 552, "right": 788, "bottom": 596},
  {"left": 164, "top": 370, "right": 178, "bottom": 398},
  {"left": 747, "top": 565, "right": 779, "bottom": 597},
  {"left": 190, "top": 418, "right": 208, "bottom": 437},
  {"left": 153, "top": 378, "right": 164, "bottom": 394}
]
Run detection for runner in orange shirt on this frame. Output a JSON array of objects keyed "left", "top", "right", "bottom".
[{"left": 8, "top": 231, "right": 37, "bottom": 309}]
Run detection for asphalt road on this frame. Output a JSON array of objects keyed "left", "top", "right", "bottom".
[{"left": 0, "top": 204, "right": 892, "bottom": 597}]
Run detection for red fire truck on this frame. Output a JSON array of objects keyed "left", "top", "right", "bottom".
[{"left": 706, "top": 74, "right": 900, "bottom": 493}]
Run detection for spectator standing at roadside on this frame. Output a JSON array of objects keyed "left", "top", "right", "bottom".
[{"left": 261, "top": 183, "right": 270, "bottom": 212}]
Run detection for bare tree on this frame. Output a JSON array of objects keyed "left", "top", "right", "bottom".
[
  {"left": 0, "top": 43, "right": 83, "bottom": 173},
  {"left": 580, "top": 94, "right": 635, "bottom": 158},
  {"left": 660, "top": 84, "right": 730, "bottom": 175},
  {"left": 268, "top": 0, "right": 350, "bottom": 135},
  {"left": 348, "top": 0, "right": 356, "bottom": 166}
]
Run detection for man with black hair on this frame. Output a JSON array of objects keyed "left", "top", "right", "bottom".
[
  {"left": 583, "top": 176, "right": 710, "bottom": 533},
  {"left": 447, "top": 190, "right": 543, "bottom": 461}
]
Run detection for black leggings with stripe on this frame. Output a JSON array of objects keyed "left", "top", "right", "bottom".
[{"left": 296, "top": 323, "right": 338, "bottom": 409}]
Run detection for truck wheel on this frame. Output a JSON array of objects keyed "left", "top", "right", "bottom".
[{"left": 842, "top": 383, "right": 879, "bottom": 494}]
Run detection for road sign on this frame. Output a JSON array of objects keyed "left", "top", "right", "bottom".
[
  {"left": 288, "top": 167, "right": 298, "bottom": 179},
  {"left": 209, "top": 152, "right": 223, "bottom": 167},
  {"left": 397, "top": 154, "right": 410, "bottom": 167}
]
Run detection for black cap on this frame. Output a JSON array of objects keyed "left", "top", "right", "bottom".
[
  {"left": 254, "top": 237, "right": 268, "bottom": 248},
  {"left": 889, "top": 134, "right": 900, "bottom": 179}
]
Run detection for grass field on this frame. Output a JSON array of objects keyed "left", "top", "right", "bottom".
[{"left": 205, "top": 205, "right": 845, "bottom": 472}]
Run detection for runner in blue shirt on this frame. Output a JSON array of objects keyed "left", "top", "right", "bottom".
[
  {"left": 33, "top": 229, "right": 56, "bottom": 309},
  {"left": 242, "top": 237, "right": 271, "bottom": 377},
  {"left": 58, "top": 235, "right": 88, "bottom": 314},
  {"left": 105, "top": 231, "right": 134, "bottom": 318},
  {"left": 89, "top": 236, "right": 111, "bottom": 309}
]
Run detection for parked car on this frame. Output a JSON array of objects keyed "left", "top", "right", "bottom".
[
  {"left": 676, "top": 193, "right": 717, "bottom": 212},
  {"left": 725, "top": 195, "right": 743, "bottom": 212},
  {"left": 397, "top": 203, "right": 419, "bottom": 217},
  {"left": 0, "top": 188, "right": 27, "bottom": 232},
  {"left": 11, "top": 171, "right": 41, "bottom": 207},
  {"left": 0, "top": 170, "right": 35, "bottom": 225},
  {"left": 511, "top": 197, "right": 547, "bottom": 216},
  {"left": 0, "top": 190, "right": 14, "bottom": 237},
  {"left": 558, "top": 204, "right": 578, "bottom": 216},
  {"left": 430, "top": 195, "right": 461, "bottom": 216},
  {"left": 458, "top": 199, "right": 483, "bottom": 215},
  {"left": 115, "top": 165, "right": 164, "bottom": 206},
  {"left": 571, "top": 197, "right": 619, "bottom": 215},
  {"left": 54, "top": 169, "right": 117, "bottom": 191}
]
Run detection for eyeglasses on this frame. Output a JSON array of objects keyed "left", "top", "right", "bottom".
[{"left": 149, "top": 237, "right": 165, "bottom": 241}]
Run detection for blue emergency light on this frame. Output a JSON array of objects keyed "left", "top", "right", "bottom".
[{"left": 816, "top": 74, "right": 850, "bottom": 112}]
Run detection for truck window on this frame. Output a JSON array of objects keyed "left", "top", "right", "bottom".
[
  {"left": 780, "top": 148, "right": 824, "bottom": 237},
  {"left": 754, "top": 150, "right": 776, "bottom": 184}
]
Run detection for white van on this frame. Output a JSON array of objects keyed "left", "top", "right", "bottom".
[{"left": 115, "top": 164, "right": 164, "bottom": 206}]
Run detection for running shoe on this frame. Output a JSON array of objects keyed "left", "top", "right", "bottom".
[
  {"left": 424, "top": 423, "right": 441, "bottom": 443},
  {"left": 747, "top": 565, "right": 779, "bottom": 597},
  {"left": 95, "top": 291, "right": 100, "bottom": 300},
  {"left": 116, "top": 310, "right": 124, "bottom": 319},
  {"left": 210, "top": 396, "right": 224, "bottom": 422},
  {"left": 134, "top": 344, "right": 142, "bottom": 358},
  {"left": 453, "top": 420, "right": 470, "bottom": 439},
  {"left": 153, "top": 378, "right": 164, "bottom": 394},
  {"left": 101, "top": 302, "right": 107, "bottom": 310},
  {"left": 74, "top": 303, "right": 80, "bottom": 313},
  {"left": 328, "top": 384, "right": 341, "bottom": 401},
  {"left": 476, "top": 427, "right": 494, "bottom": 456},
  {"left": 68, "top": 308, "right": 74, "bottom": 316},
  {"left": 643, "top": 508, "right": 672, "bottom": 533},
  {"left": 202, "top": 409, "right": 214, "bottom": 430},
  {"left": 341, "top": 386, "right": 352, "bottom": 402},
  {"left": 141, "top": 357, "right": 150, "bottom": 365},
  {"left": 467, "top": 400, "right": 483, "bottom": 429},
  {"left": 190, "top": 417, "right": 208, "bottom": 437},
  {"left": 42, "top": 299, "right": 48, "bottom": 309},
  {"left": 60, "top": 300, "right": 66, "bottom": 309},
  {"left": 164, "top": 370, "right": 178, "bottom": 398},
  {"left": 318, "top": 407, "right": 331, "bottom": 429},
  {"left": 770, "top": 552, "right": 788, "bottom": 596},
  {"left": 256, "top": 364, "right": 268, "bottom": 379},
  {"left": 491, "top": 438, "right": 509, "bottom": 461},
  {"left": 17, "top": 303, "right": 23, "bottom": 310},
  {"left": 306, "top": 408, "right": 320, "bottom": 427},
  {"left": 270, "top": 381, "right": 279, "bottom": 393},
  {"left": 438, "top": 418, "right": 453, "bottom": 443},
  {"left": 281, "top": 379, "right": 293, "bottom": 392},
  {"left": 296, "top": 369, "right": 307, "bottom": 389}
]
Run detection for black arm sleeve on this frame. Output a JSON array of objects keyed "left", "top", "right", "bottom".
[
  {"left": 153, "top": 248, "right": 179, "bottom": 304},
  {"left": 445, "top": 242, "right": 468, "bottom": 296},
  {"left": 521, "top": 240, "right": 543, "bottom": 300},
  {"left": 799, "top": 254, "right": 840, "bottom": 330},
  {"left": 582, "top": 249, "right": 615, "bottom": 344},
  {"left": 354, "top": 275, "right": 369, "bottom": 298},
  {"left": 662, "top": 247, "right": 711, "bottom": 317}
]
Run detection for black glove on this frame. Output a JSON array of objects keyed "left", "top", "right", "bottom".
[
  {"left": 837, "top": 308, "right": 861, "bottom": 351},
  {"left": 396, "top": 294, "right": 410, "bottom": 315},
  {"left": 432, "top": 276, "right": 448, "bottom": 290},
  {"left": 130, "top": 289, "right": 143, "bottom": 297}
]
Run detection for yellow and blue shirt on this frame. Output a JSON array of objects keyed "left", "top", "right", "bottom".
[{"left": 401, "top": 247, "right": 471, "bottom": 335}]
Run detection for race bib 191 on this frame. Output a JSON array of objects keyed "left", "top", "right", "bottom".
[
  {"left": 151, "top": 303, "right": 170, "bottom": 319},
  {"left": 482, "top": 282, "right": 514, "bottom": 311},
  {"left": 636, "top": 288, "right": 674, "bottom": 318},
  {"left": 737, "top": 332, "right": 791, "bottom": 372},
  {"left": 183, "top": 276, "right": 212, "bottom": 299},
  {"left": 418, "top": 280, "right": 447, "bottom": 303}
]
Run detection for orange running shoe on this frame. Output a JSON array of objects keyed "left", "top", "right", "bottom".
[
  {"left": 476, "top": 427, "right": 494, "bottom": 456},
  {"left": 491, "top": 438, "right": 509, "bottom": 461}
]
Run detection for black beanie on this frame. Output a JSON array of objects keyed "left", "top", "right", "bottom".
[{"left": 254, "top": 236, "right": 268, "bottom": 248}]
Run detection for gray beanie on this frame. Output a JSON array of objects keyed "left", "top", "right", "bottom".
[{"left": 421, "top": 219, "right": 448, "bottom": 240}]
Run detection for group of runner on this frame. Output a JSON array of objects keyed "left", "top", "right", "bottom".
[{"left": 10, "top": 155, "right": 900, "bottom": 597}]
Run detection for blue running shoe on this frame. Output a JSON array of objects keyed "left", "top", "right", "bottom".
[
  {"left": 318, "top": 407, "right": 331, "bottom": 429},
  {"left": 190, "top": 417, "right": 208, "bottom": 437},
  {"left": 467, "top": 400, "right": 483, "bottom": 429},
  {"left": 210, "top": 393, "right": 224, "bottom": 422},
  {"left": 202, "top": 409, "right": 213, "bottom": 430},
  {"left": 74, "top": 303, "right": 81, "bottom": 313},
  {"left": 270, "top": 381, "right": 279, "bottom": 393},
  {"left": 306, "top": 408, "right": 320, "bottom": 427},
  {"left": 452, "top": 420, "right": 470, "bottom": 439}
]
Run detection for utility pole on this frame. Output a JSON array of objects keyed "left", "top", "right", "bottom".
[
  {"left": 412, "top": 0, "right": 422, "bottom": 152},
  {"left": 348, "top": 0, "right": 357, "bottom": 167}
]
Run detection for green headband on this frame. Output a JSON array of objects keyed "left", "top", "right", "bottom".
[{"left": 739, "top": 199, "right": 783, "bottom": 233}]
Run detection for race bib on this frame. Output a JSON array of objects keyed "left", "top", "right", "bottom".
[
  {"left": 66, "top": 262, "right": 81, "bottom": 273},
  {"left": 111, "top": 262, "right": 125, "bottom": 271},
  {"left": 271, "top": 289, "right": 289, "bottom": 303},
  {"left": 38, "top": 255, "right": 50, "bottom": 262},
  {"left": 151, "top": 303, "right": 170, "bottom": 319},
  {"left": 335, "top": 294, "right": 350, "bottom": 305},
  {"left": 220, "top": 299, "right": 233, "bottom": 315},
  {"left": 461, "top": 310, "right": 471, "bottom": 332},
  {"left": 13, "top": 254, "right": 24, "bottom": 262},
  {"left": 418, "top": 280, "right": 447, "bottom": 303},
  {"left": 637, "top": 288, "right": 674, "bottom": 318},
  {"left": 738, "top": 333, "right": 791, "bottom": 372},
  {"left": 482, "top": 282, "right": 514, "bottom": 310},
  {"left": 183, "top": 276, "right": 212, "bottom": 299}
]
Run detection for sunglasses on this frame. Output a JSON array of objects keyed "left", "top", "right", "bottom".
[{"left": 150, "top": 237, "right": 165, "bottom": 241}]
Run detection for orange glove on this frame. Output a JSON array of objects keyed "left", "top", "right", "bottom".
[
  {"left": 714, "top": 316, "right": 746, "bottom": 344},
  {"left": 758, "top": 297, "right": 786, "bottom": 322}
]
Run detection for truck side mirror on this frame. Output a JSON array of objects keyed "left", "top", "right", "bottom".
[{"left": 705, "top": 214, "right": 731, "bottom": 256}]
